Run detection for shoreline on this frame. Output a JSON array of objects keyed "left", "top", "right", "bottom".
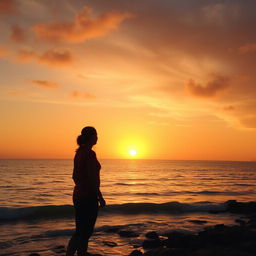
[{"left": 2, "top": 201, "right": 256, "bottom": 256}]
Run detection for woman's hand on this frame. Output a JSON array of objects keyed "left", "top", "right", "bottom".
[{"left": 99, "top": 197, "right": 106, "bottom": 208}]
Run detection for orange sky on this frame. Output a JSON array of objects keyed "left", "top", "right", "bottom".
[{"left": 0, "top": 0, "right": 256, "bottom": 160}]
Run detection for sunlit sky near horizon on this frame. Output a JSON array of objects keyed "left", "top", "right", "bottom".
[{"left": 0, "top": 0, "right": 256, "bottom": 161}]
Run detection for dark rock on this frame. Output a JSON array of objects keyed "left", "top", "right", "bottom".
[
  {"left": 143, "top": 247, "right": 173, "bottom": 256},
  {"left": 235, "top": 218, "right": 246, "bottom": 226},
  {"left": 127, "top": 219, "right": 256, "bottom": 256},
  {"left": 227, "top": 200, "right": 256, "bottom": 214},
  {"left": 247, "top": 217, "right": 256, "bottom": 228},
  {"left": 104, "top": 227, "right": 120, "bottom": 233},
  {"left": 164, "top": 232, "right": 192, "bottom": 248},
  {"left": 145, "top": 231, "right": 159, "bottom": 239},
  {"left": 118, "top": 230, "right": 139, "bottom": 238},
  {"left": 0, "top": 241, "right": 13, "bottom": 249},
  {"left": 128, "top": 249, "right": 143, "bottom": 256},
  {"left": 103, "top": 241, "right": 118, "bottom": 247},
  {"left": 142, "top": 239, "right": 161, "bottom": 249},
  {"left": 198, "top": 225, "right": 254, "bottom": 248},
  {"left": 188, "top": 220, "right": 207, "bottom": 225},
  {"left": 214, "top": 224, "right": 226, "bottom": 230},
  {"left": 29, "top": 254, "right": 41, "bottom": 256},
  {"left": 130, "top": 238, "right": 144, "bottom": 248}
]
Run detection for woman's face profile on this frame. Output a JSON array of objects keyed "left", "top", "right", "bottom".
[{"left": 91, "top": 134, "right": 98, "bottom": 145}]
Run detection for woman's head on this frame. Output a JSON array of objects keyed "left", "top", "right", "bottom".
[{"left": 77, "top": 126, "right": 97, "bottom": 149}]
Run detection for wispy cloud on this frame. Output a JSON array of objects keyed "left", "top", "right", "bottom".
[
  {"left": 70, "top": 91, "right": 95, "bottom": 99},
  {"left": 0, "top": 45, "right": 8, "bottom": 57},
  {"left": 186, "top": 75, "right": 230, "bottom": 98},
  {"left": 10, "top": 25, "right": 27, "bottom": 42},
  {"left": 31, "top": 80, "right": 59, "bottom": 89},
  {"left": 17, "top": 48, "right": 74, "bottom": 66},
  {"left": 238, "top": 43, "right": 256, "bottom": 54},
  {"left": 33, "top": 6, "right": 133, "bottom": 43}
]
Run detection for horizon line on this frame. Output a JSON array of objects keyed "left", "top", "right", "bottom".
[{"left": 0, "top": 158, "right": 255, "bottom": 163}]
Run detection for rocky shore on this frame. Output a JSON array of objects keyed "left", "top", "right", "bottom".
[{"left": 28, "top": 201, "right": 256, "bottom": 256}]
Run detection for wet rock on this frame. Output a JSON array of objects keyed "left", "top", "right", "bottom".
[
  {"left": 143, "top": 247, "right": 173, "bottom": 256},
  {"left": 235, "top": 218, "right": 246, "bottom": 226},
  {"left": 163, "top": 232, "right": 192, "bottom": 249},
  {"left": 145, "top": 231, "right": 159, "bottom": 239},
  {"left": 247, "top": 216, "right": 256, "bottom": 228},
  {"left": 0, "top": 241, "right": 13, "bottom": 249},
  {"left": 226, "top": 200, "right": 256, "bottom": 214},
  {"left": 126, "top": 217, "right": 256, "bottom": 256},
  {"left": 130, "top": 238, "right": 144, "bottom": 248},
  {"left": 128, "top": 249, "right": 143, "bottom": 256},
  {"left": 103, "top": 241, "right": 118, "bottom": 247},
  {"left": 213, "top": 224, "right": 225, "bottom": 230},
  {"left": 142, "top": 238, "right": 161, "bottom": 249},
  {"left": 104, "top": 227, "right": 120, "bottom": 233},
  {"left": 118, "top": 230, "right": 139, "bottom": 238}
]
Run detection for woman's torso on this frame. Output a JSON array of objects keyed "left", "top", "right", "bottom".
[{"left": 72, "top": 147, "right": 101, "bottom": 199}]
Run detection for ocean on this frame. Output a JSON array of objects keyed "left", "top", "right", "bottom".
[{"left": 1, "top": 159, "right": 256, "bottom": 256}]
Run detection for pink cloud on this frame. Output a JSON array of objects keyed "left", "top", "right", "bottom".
[
  {"left": 31, "top": 80, "right": 59, "bottom": 89},
  {"left": 33, "top": 6, "right": 133, "bottom": 43},
  {"left": 186, "top": 75, "right": 230, "bottom": 97}
]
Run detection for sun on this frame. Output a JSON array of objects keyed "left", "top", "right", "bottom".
[{"left": 128, "top": 149, "right": 137, "bottom": 157}]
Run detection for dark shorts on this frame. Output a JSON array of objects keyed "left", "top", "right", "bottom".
[{"left": 73, "top": 196, "right": 99, "bottom": 238}]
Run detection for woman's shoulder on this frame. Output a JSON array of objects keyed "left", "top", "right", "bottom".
[{"left": 76, "top": 147, "right": 96, "bottom": 159}]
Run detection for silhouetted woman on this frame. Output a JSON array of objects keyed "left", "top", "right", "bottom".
[{"left": 66, "top": 126, "right": 106, "bottom": 256}]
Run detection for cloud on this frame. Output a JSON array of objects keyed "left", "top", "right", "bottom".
[
  {"left": 186, "top": 75, "right": 230, "bottom": 97},
  {"left": 10, "top": 25, "right": 27, "bottom": 42},
  {"left": 39, "top": 48, "right": 73, "bottom": 66},
  {"left": 0, "top": 0, "right": 18, "bottom": 15},
  {"left": 240, "top": 116, "right": 256, "bottom": 129},
  {"left": 238, "top": 43, "right": 256, "bottom": 54},
  {"left": 0, "top": 45, "right": 8, "bottom": 57},
  {"left": 223, "top": 105, "right": 235, "bottom": 111},
  {"left": 31, "top": 80, "right": 59, "bottom": 89},
  {"left": 17, "top": 48, "right": 73, "bottom": 66},
  {"left": 33, "top": 6, "right": 133, "bottom": 43},
  {"left": 70, "top": 91, "right": 95, "bottom": 99}
]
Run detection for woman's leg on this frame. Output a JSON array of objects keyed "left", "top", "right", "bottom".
[
  {"left": 75, "top": 197, "right": 99, "bottom": 256},
  {"left": 66, "top": 233, "right": 78, "bottom": 256}
]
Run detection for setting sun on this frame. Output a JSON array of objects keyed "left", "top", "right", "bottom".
[{"left": 128, "top": 149, "right": 137, "bottom": 157}]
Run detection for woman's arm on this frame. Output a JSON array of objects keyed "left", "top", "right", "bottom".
[{"left": 97, "top": 188, "right": 106, "bottom": 207}]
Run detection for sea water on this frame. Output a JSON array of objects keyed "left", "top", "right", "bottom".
[{"left": 0, "top": 159, "right": 256, "bottom": 255}]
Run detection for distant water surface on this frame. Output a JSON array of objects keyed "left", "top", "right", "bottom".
[{"left": 1, "top": 159, "right": 256, "bottom": 208}]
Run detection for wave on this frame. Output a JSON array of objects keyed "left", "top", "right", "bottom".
[
  {"left": 2, "top": 200, "right": 255, "bottom": 223},
  {"left": 108, "top": 190, "right": 253, "bottom": 197},
  {"left": 115, "top": 183, "right": 148, "bottom": 186},
  {"left": 0, "top": 201, "right": 230, "bottom": 222}
]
